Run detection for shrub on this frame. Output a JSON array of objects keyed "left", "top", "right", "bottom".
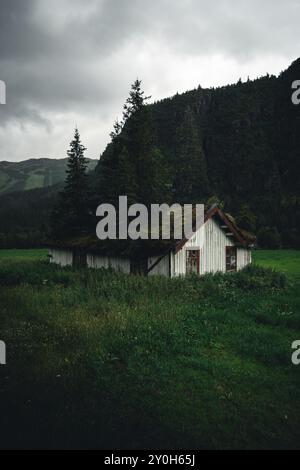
[{"left": 230, "top": 264, "right": 286, "bottom": 290}]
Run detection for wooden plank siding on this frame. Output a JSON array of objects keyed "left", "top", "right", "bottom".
[
  {"left": 87, "top": 254, "right": 130, "bottom": 273},
  {"left": 148, "top": 255, "right": 170, "bottom": 277},
  {"left": 49, "top": 248, "right": 73, "bottom": 267},
  {"left": 237, "top": 247, "right": 252, "bottom": 269},
  {"left": 49, "top": 248, "right": 130, "bottom": 273},
  {"left": 169, "top": 218, "right": 251, "bottom": 277}
]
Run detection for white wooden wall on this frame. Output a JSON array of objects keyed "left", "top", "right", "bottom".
[
  {"left": 169, "top": 218, "right": 251, "bottom": 277},
  {"left": 49, "top": 248, "right": 73, "bottom": 267},
  {"left": 49, "top": 248, "right": 130, "bottom": 273},
  {"left": 148, "top": 255, "right": 170, "bottom": 276},
  {"left": 237, "top": 247, "right": 251, "bottom": 270},
  {"left": 201, "top": 217, "right": 234, "bottom": 274},
  {"left": 87, "top": 254, "right": 130, "bottom": 273}
]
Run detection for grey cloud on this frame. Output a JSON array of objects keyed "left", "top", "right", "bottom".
[{"left": 0, "top": 0, "right": 299, "bottom": 160}]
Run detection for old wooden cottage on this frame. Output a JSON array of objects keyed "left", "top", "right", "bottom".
[{"left": 49, "top": 205, "right": 255, "bottom": 277}]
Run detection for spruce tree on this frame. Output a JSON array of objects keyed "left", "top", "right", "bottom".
[
  {"left": 122, "top": 79, "right": 151, "bottom": 121},
  {"left": 122, "top": 81, "right": 172, "bottom": 205},
  {"left": 95, "top": 79, "right": 171, "bottom": 212},
  {"left": 96, "top": 79, "right": 151, "bottom": 207},
  {"left": 51, "top": 128, "right": 89, "bottom": 238}
]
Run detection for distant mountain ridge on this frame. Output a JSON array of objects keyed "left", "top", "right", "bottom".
[{"left": 0, "top": 157, "right": 98, "bottom": 194}]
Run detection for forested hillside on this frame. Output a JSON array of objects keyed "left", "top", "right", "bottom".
[{"left": 95, "top": 58, "right": 300, "bottom": 248}]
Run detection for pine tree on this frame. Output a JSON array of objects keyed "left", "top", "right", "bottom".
[
  {"left": 51, "top": 128, "right": 89, "bottom": 238},
  {"left": 122, "top": 79, "right": 151, "bottom": 121},
  {"left": 96, "top": 79, "right": 151, "bottom": 207},
  {"left": 95, "top": 80, "right": 172, "bottom": 211},
  {"left": 109, "top": 80, "right": 151, "bottom": 141}
]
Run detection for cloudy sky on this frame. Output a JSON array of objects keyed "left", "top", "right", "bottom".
[{"left": 0, "top": 0, "right": 299, "bottom": 162}]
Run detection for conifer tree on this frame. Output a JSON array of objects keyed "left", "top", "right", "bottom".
[
  {"left": 51, "top": 128, "right": 89, "bottom": 237},
  {"left": 122, "top": 79, "right": 151, "bottom": 121},
  {"left": 95, "top": 79, "right": 171, "bottom": 210},
  {"left": 96, "top": 79, "right": 151, "bottom": 206}
]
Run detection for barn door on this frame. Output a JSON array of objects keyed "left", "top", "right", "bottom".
[
  {"left": 226, "top": 246, "right": 237, "bottom": 272},
  {"left": 186, "top": 250, "right": 200, "bottom": 275}
]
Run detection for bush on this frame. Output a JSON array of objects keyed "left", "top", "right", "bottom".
[{"left": 230, "top": 264, "right": 287, "bottom": 290}]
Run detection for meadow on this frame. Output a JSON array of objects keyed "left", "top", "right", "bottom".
[{"left": 0, "top": 248, "right": 299, "bottom": 449}]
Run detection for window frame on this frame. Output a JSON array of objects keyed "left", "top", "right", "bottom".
[
  {"left": 226, "top": 246, "right": 237, "bottom": 272},
  {"left": 186, "top": 249, "right": 200, "bottom": 275}
]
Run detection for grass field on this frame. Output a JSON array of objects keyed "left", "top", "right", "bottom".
[{"left": 0, "top": 248, "right": 299, "bottom": 449}]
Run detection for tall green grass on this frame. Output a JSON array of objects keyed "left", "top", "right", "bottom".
[{"left": 0, "top": 249, "right": 299, "bottom": 449}]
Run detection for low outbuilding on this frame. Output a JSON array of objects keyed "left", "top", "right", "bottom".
[{"left": 48, "top": 205, "right": 255, "bottom": 277}]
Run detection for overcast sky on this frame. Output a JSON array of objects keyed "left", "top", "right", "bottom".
[{"left": 0, "top": 0, "right": 299, "bottom": 162}]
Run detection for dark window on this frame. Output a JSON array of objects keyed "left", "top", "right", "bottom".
[
  {"left": 186, "top": 250, "right": 200, "bottom": 274},
  {"left": 226, "top": 246, "right": 237, "bottom": 272}
]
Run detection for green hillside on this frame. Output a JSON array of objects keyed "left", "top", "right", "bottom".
[{"left": 0, "top": 158, "right": 97, "bottom": 194}]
